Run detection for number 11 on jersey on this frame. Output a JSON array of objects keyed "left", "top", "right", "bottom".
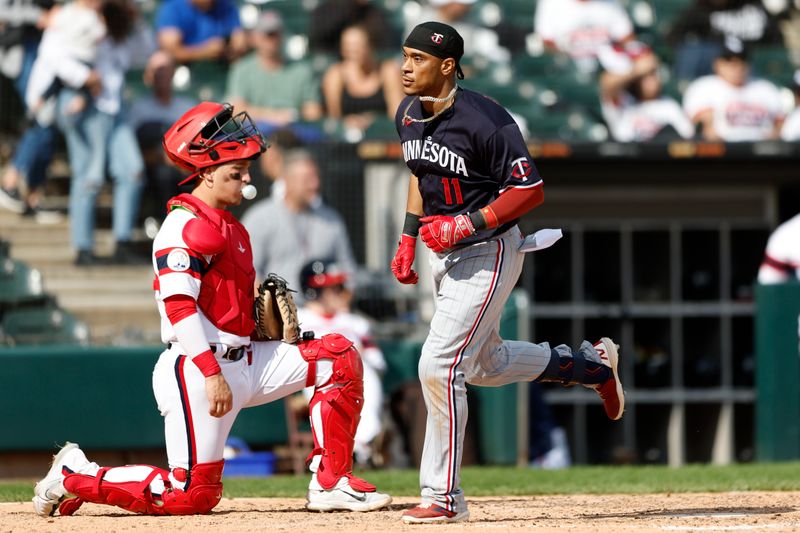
[{"left": 441, "top": 177, "right": 463, "bottom": 205}]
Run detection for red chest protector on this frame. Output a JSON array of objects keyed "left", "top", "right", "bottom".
[{"left": 166, "top": 194, "right": 255, "bottom": 337}]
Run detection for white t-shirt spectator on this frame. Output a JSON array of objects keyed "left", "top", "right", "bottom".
[
  {"left": 535, "top": 0, "right": 633, "bottom": 70},
  {"left": 683, "top": 75, "right": 784, "bottom": 141},
  {"left": 602, "top": 93, "right": 694, "bottom": 142},
  {"left": 780, "top": 108, "right": 800, "bottom": 141},
  {"left": 758, "top": 213, "right": 800, "bottom": 284}
]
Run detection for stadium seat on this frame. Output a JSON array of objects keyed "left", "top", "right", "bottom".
[
  {"left": 0, "top": 258, "right": 46, "bottom": 310},
  {"left": 751, "top": 46, "right": 795, "bottom": 87},
  {"left": 525, "top": 108, "right": 608, "bottom": 142},
  {"left": 652, "top": 0, "right": 693, "bottom": 38},
  {"left": 363, "top": 117, "right": 398, "bottom": 141},
  {"left": 187, "top": 61, "right": 229, "bottom": 102},
  {"left": 0, "top": 239, "right": 9, "bottom": 258},
  {"left": 0, "top": 306, "right": 90, "bottom": 346}
]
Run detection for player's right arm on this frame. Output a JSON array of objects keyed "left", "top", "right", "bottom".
[
  {"left": 390, "top": 174, "right": 423, "bottom": 284},
  {"left": 155, "top": 210, "right": 232, "bottom": 417}
]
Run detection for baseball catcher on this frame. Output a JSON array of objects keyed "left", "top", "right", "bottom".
[{"left": 32, "top": 102, "right": 391, "bottom": 518}]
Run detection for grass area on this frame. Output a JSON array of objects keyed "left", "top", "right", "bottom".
[{"left": 4, "top": 463, "right": 800, "bottom": 503}]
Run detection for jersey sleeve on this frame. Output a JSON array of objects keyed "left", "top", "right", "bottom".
[
  {"left": 153, "top": 209, "right": 205, "bottom": 300},
  {"left": 682, "top": 78, "right": 714, "bottom": 121},
  {"left": 221, "top": 0, "right": 241, "bottom": 35},
  {"left": 608, "top": 4, "right": 634, "bottom": 41},
  {"left": 487, "top": 122, "right": 543, "bottom": 194},
  {"left": 155, "top": 1, "right": 183, "bottom": 32},
  {"left": 664, "top": 98, "right": 695, "bottom": 139}
]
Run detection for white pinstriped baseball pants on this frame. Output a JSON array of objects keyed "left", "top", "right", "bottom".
[{"left": 418, "top": 225, "right": 558, "bottom": 513}]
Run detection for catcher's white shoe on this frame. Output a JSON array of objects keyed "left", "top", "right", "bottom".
[
  {"left": 306, "top": 476, "right": 392, "bottom": 512},
  {"left": 32, "top": 442, "right": 83, "bottom": 516}
]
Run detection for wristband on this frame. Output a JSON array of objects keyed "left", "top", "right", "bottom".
[
  {"left": 402, "top": 212, "right": 422, "bottom": 237},
  {"left": 469, "top": 206, "right": 499, "bottom": 231},
  {"left": 192, "top": 349, "right": 221, "bottom": 377}
]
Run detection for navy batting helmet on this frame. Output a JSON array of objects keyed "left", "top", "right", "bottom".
[{"left": 300, "top": 259, "right": 349, "bottom": 301}]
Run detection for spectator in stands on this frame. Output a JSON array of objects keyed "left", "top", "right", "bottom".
[
  {"left": 128, "top": 51, "right": 198, "bottom": 236},
  {"left": 599, "top": 42, "right": 694, "bottom": 142},
  {"left": 321, "top": 25, "right": 403, "bottom": 136},
  {"left": 0, "top": 0, "right": 61, "bottom": 222},
  {"left": 758, "top": 211, "right": 800, "bottom": 283},
  {"left": 406, "top": 0, "right": 511, "bottom": 64},
  {"left": 534, "top": 0, "right": 634, "bottom": 73},
  {"left": 297, "top": 258, "right": 387, "bottom": 467},
  {"left": 683, "top": 39, "right": 785, "bottom": 142},
  {"left": 155, "top": 0, "right": 246, "bottom": 65},
  {"left": 242, "top": 149, "right": 356, "bottom": 301},
  {"left": 226, "top": 10, "right": 323, "bottom": 141},
  {"left": 309, "top": 0, "right": 400, "bottom": 55},
  {"left": 781, "top": 70, "right": 800, "bottom": 141},
  {"left": 56, "top": 0, "right": 155, "bottom": 266},
  {"left": 259, "top": 127, "right": 304, "bottom": 198},
  {"left": 667, "top": 0, "right": 789, "bottom": 86}
]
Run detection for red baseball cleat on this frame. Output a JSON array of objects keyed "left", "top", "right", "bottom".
[
  {"left": 591, "top": 337, "right": 625, "bottom": 420},
  {"left": 401, "top": 503, "right": 469, "bottom": 524}
]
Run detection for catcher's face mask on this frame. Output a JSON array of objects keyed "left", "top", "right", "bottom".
[{"left": 162, "top": 101, "right": 268, "bottom": 186}]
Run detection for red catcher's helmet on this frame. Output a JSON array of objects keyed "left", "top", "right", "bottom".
[{"left": 162, "top": 101, "right": 267, "bottom": 186}]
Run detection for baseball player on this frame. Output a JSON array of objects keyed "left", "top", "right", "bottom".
[
  {"left": 391, "top": 22, "right": 624, "bottom": 523},
  {"left": 32, "top": 102, "right": 391, "bottom": 517},
  {"left": 297, "top": 259, "right": 387, "bottom": 466},
  {"left": 758, "top": 213, "right": 800, "bottom": 284}
]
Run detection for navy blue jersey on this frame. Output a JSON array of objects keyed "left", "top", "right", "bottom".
[{"left": 395, "top": 87, "right": 542, "bottom": 244}]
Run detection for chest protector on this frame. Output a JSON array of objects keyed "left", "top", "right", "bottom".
[{"left": 166, "top": 194, "right": 255, "bottom": 336}]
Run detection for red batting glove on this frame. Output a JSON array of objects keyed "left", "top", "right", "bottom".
[
  {"left": 391, "top": 234, "right": 419, "bottom": 284},
  {"left": 419, "top": 214, "right": 476, "bottom": 252}
]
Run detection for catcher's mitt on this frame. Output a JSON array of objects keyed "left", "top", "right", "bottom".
[{"left": 254, "top": 274, "right": 301, "bottom": 343}]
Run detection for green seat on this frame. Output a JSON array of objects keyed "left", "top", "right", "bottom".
[
  {"left": 0, "top": 307, "right": 90, "bottom": 346},
  {"left": 188, "top": 61, "right": 229, "bottom": 102},
  {"left": 0, "top": 240, "right": 8, "bottom": 258},
  {"left": 513, "top": 53, "right": 576, "bottom": 77},
  {"left": 653, "top": 0, "right": 693, "bottom": 37},
  {"left": 525, "top": 108, "right": 607, "bottom": 142},
  {"left": 751, "top": 46, "right": 795, "bottom": 87},
  {"left": 0, "top": 259, "right": 46, "bottom": 309},
  {"left": 363, "top": 116, "right": 398, "bottom": 141}
]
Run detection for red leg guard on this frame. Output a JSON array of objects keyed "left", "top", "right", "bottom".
[
  {"left": 298, "top": 334, "right": 375, "bottom": 492},
  {"left": 61, "top": 461, "right": 224, "bottom": 516},
  {"left": 160, "top": 460, "right": 224, "bottom": 515}
]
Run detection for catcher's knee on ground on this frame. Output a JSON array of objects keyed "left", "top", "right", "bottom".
[
  {"left": 299, "top": 333, "right": 376, "bottom": 492},
  {"left": 61, "top": 461, "right": 224, "bottom": 515}
]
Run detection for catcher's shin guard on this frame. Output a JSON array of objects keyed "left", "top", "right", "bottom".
[
  {"left": 299, "top": 334, "right": 375, "bottom": 492},
  {"left": 60, "top": 461, "right": 224, "bottom": 516}
]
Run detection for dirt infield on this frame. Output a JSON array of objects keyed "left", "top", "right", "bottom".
[{"left": 3, "top": 492, "right": 799, "bottom": 532}]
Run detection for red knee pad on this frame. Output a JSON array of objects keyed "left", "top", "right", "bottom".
[
  {"left": 299, "top": 333, "right": 364, "bottom": 388},
  {"left": 298, "top": 334, "right": 373, "bottom": 491}
]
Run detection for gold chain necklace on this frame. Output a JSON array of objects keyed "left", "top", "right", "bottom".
[{"left": 402, "top": 86, "right": 458, "bottom": 126}]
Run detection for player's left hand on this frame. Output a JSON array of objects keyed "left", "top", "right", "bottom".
[{"left": 419, "top": 214, "right": 476, "bottom": 252}]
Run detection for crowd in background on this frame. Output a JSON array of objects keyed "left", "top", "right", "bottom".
[{"left": 0, "top": 0, "right": 799, "bottom": 257}]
